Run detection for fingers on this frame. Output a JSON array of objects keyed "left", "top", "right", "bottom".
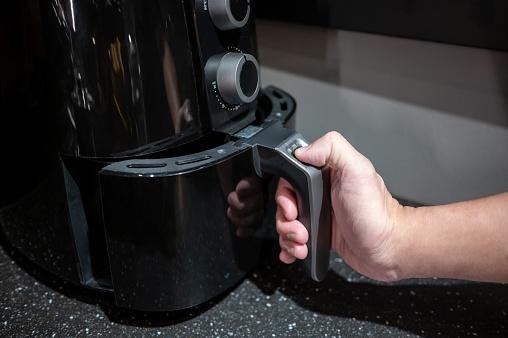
[
  {"left": 275, "top": 216, "right": 308, "bottom": 245},
  {"left": 279, "top": 235, "right": 308, "bottom": 264},
  {"left": 276, "top": 179, "right": 308, "bottom": 243},
  {"left": 294, "top": 131, "right": 368, "bottom": 171},
  {"left": 279, "top": 237, "right": 307, "bottom": 264},
  {"left": 276, "top": 178, "right": 309, "bottom": 263},
  {"left": 279, "top": 236, "right": 308, "bottom": 260},
  {"left": 276, "top": 206, "right": 309, "bottom": 263},
  {"left": 275, "top": 179, "right": 298, "bottom": 221},
  {"left": 279, "top": 250, "right": 296, "bottom": 264}
]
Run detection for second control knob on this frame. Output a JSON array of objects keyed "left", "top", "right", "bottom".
[
  {"left": 216, "top": 52, "right": 260, "bottom": 105},
  {"left": 209, "top": 0, "right": 250, "bottom": 30}
]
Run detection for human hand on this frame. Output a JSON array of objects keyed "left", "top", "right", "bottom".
[{"left": 276, "top": 132, "right": 405, "bottom": 282}]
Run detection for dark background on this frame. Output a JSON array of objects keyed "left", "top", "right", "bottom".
[{"left": 256, "top": 0, "right": 508, "bottom": 51}]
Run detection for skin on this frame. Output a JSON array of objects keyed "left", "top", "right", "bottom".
[{"left": 276, "top": 132, "right": 508, "bottom": 283}]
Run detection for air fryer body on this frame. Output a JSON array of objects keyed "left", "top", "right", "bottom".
[
  {"left": 39, "top": 0, "right": 260, "bottom": 159},
  {"left": 0, "top": 0, "right": 297, "bottom": 311}
]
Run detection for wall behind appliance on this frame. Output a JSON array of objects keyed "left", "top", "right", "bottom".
[{"left": 257, "top": 20, "right": 508, "bottom": 205}]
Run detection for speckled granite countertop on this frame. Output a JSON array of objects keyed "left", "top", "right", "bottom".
[{"left": 0, "top": 238, "right": 507, "bottom": 337}]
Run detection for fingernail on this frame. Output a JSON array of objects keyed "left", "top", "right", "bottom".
[
  {"left": 285, "top": 246, "right": 294, "bottom": 255},
  {"left": 286, "top": 233, "right": 295, "bottom": 241}
]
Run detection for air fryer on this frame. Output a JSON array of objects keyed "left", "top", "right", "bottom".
[{"left": 0, "top": 0, "right": 330, "bottom": 312}]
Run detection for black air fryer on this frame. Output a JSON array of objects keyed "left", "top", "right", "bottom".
[{"left": 0, "top": 0, "right": 330, "bottom": 312}]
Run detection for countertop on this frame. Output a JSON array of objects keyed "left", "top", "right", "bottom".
[{"left": 0, "top": 238, "right": 507, "bottom": 337}]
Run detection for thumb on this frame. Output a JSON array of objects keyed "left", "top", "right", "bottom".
[{"left": 294, "top": 131, "right": 366, "bottom": 170}]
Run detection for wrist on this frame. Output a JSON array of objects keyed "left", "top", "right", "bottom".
[{"left": 389, "top": 202, "right": 420, "bottom": 281}]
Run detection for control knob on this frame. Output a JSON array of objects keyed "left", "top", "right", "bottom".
[
  {"left": 215, "top": 52, "right": 260, "bottom": 105},
  {"left": 209, "top": 0, "right": 250, "bottom": 30}
]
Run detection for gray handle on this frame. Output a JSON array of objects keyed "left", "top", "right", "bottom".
[{"left": 252, "top": 133, "right": 331, "bottom": 281}]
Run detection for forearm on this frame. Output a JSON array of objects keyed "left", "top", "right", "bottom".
[{"left": 396, "top": 193, "right": 508, "bottom": 283}]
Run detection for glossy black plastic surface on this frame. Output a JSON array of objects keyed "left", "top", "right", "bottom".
[
  {"left": 3, "top": 0, "right": 261, "bottom": 161},
  {"left": 100, "top": 147, "right": 264, "bottom": 311},
  {"left": 40, "top": 0, "right": 203, "bottom": 158},
  {"left": 231, "top": 0, "right": 250, "bottom": 22},
  {"left": 0, "top": 1, "right": 57, "bottom": 207},
  {"left": 97, "top": 87, "right": 296, "bottom": 311},
  {"left": 0, "top": 0, "right": 298, "bottom": 312},
  {"left": 1, "top": 85, "right": 297, "bottom": 311},
  {"left": 193, "top": 0, "right": 260, "bottom": 133}
]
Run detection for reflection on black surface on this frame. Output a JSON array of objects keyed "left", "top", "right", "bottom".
[
  {"left": 43, "top": 0, "right": 202, "bottom": 157},
  {"left": 99, "top": 148, "right": 265, "bottom": 311},
  {"left": 226, "top": 176, "right": 265, "bottom": 238},
  {"left": 162, "top": 39, "right": 194, "bottom": 135}
]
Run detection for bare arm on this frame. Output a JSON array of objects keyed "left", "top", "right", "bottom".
[
  {"left": 276, "top": 131, "right": 508, "bottom": 283},
  {"left": 397, "top": 193, "right": 508, "bottom": 283}
]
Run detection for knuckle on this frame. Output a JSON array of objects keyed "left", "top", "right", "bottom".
[
  {"left": 276, "top": 220, "right": 289, "bottom": 234},
  {"left": 278, "top": 236, "right": 285, "bottom": 247},
  {"left": 325, "top": 131, "right": 344, "bottom": 144},
  {"left": 297, "top": 228, "right": 309, "bottom": 243},
  {"left": 279, "top": 237, "right": 291, "bottom": 252}
]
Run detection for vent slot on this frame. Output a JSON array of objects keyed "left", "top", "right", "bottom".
[
  {"left": 176, "top": 155, "right": 212, "bottom": 166},
  {"left": 127, "top": 163, "right": 167, "bottom": 169}
]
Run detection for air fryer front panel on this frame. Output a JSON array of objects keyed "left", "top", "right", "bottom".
[
  {"left": 41, "top": 0, "right": 203, "bottom": 158},
  {"left": 191, "top": 0, "right": 261, "bottom": 134}
]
